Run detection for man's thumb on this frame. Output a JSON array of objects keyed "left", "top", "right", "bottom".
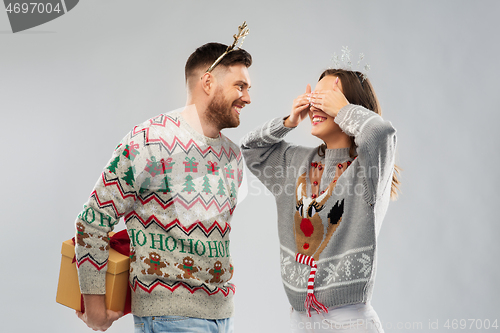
[{"left": 306, "top": 84, "right": 311, "bottom": 94}]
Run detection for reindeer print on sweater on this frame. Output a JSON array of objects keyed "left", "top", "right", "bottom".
[{"left": 294, "top": 161, "right": 350, "bottom": 260}]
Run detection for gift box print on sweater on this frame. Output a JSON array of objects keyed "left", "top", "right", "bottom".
[{"left": 75, "top": 110, "right": 243, "bottom": 318}]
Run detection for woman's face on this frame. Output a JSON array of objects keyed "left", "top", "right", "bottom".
[{"left": 309, "top": 75, "right": 343, "bottom": 140}]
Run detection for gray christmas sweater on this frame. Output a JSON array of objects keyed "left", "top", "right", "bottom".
[
  {"left": 240, "top": 104, "right": 396, "bottom": 313},
  {"left": 75, "top": 110, "right": 243, "bottom": 319}
]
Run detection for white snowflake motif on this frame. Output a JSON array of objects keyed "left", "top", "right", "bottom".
[
  {"left": 295, "top": 266, "right": 310, "bottom": 287},
  {"left": 288, "top": 265, "right": 297, "bottom": 282},
  {"left": 357, "top": 253, "right": 372, "bottom": 277},
  {"left": 139, "top": 207, "right": 147, "bottom": 216},
  {"left": 323, "top": 261, "right": 341, "bottom": 284},
  {"left": 150, "top": 205, "right": 159, "bottom": 215},
  {"left": 343, "top": 259, "right": 352, "bottom": 277},
  {"left": 280, "top": 253, "right": 291, "bottom": 276},
  {"left": 155, "top": 212, "right": 165, "bottom": 222},
  {"left": 190, "top": 206, "right": 201, "bottom": 218},
  {"left": 182, "top": 210, "right": 193, "bottom": 223}
]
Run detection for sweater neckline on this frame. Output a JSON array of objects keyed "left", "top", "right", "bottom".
[
  {"left": 324, "top": 147, "right": 351, "bottom": 161},
  {"left": 176, "top": 111, "right": 222, "bottom": 146}
]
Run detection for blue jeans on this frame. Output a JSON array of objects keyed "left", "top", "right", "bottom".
[{"left": 133, "top": 315, "right": 234, "bottom": 333}]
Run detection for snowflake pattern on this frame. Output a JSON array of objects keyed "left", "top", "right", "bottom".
[
  {"left": 161, "top": 212, "right": 169, "bottom": 222},
  {"left": 182, "top": 210, "right": 192, "bottom": 222},
  {"left": 343, "top": 259, "right": 352, "bottom": 277},
  {"left": 338, "top": 106, "right": 372, "bottom": 137},
  {"left": 323, "top": 261, "right": 341, "bottom": 284},
  {"left": 294, "top": 265, "right": 310, "bottom": 287},
  {"left": 279, "top": 247, "right": 374, "bottom": 290},
  {"left": 316, "top": 249, "right": 374, "bottom": 287},
  {"left": 357, "top": 253, "right": 372, "bottom": 277},
  {"left": 150, "top": 205, "right": 159, "bottom": 215},
  {"left": 280, "top": 252, "right": 291, "bottom": 276},
  {"left": 193, "top": 206, "right": 204, "bottom": 219}
]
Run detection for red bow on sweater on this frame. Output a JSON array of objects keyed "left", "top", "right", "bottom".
[{"left": 72, "top": 229, "right": 132, "bottom": 315}]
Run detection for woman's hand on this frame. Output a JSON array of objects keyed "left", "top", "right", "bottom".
[
  {"left": 284, "top": 84, "right": 311, "bottom": 128},
  {"left": 310, "top": 77, "right": 349, "bottom": 117}
]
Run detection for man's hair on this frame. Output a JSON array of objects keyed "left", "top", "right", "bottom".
[{"left": 185, "top": 42, "right": 252, "bottom": 83}]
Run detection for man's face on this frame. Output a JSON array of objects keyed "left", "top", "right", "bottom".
[{"left": 206, "top": 64, "right": 251, "bottom": 130}]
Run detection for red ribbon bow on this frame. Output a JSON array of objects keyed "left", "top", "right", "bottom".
[
  {"left": 207, "top": 161, "right": 218, "bottom": 172},
  {"left": 160, "top": 157, "right": 173, "bottom": 173},
  {"left": 129, "top": 141, "right": 139, "bottom": 150},
  {"left": 72, "top": 229, "right": 132, "bottom": 315}
]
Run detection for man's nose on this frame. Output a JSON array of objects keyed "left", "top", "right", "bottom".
[{"left": 241, "top": 89, "right": 251, "bottom": 104}]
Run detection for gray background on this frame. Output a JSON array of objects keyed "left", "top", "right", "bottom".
[{"left": 1, "top": 1, "right": 499, "bottom": 332}]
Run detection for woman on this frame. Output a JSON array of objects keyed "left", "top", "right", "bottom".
[{"left": 240, "top": 68, "right": 399, "bottom": 332}]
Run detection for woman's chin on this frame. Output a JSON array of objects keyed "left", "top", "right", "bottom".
[{"left": 310, "top": 127, "right": 324, "bottom": 140}]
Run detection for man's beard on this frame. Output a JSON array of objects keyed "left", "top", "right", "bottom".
[{"left": 206, "top": 88, "right": 240, "bottom": 130}]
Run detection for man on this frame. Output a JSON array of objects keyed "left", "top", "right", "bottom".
[{"left": 75, "top": 39, "right": 252, "bottom": 332}]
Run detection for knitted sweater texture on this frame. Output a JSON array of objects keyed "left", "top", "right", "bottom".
[
  {"left": 240, "top": 104, "right": 396, "bottom": 312},
  {"left": 75, "top": 110, "right": 243, "bottom": 319}
]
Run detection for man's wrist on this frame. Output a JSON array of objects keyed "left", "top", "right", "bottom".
[{"left": 82, "top": 294, "right": 107, "bottom": 314}]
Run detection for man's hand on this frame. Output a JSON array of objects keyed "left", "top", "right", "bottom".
[
  {"left": 284, "top": 84, "right": 311, "bottom": 128},
  {"left": 310, "top": 77, "right": 349, "bottom": 118},
  {"left": 76, "top": 294, "right": 123, "bottom": 331}
]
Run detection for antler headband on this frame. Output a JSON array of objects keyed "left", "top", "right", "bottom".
[{"left": 206, "top": 21, "right": 250, "bottom": 73}]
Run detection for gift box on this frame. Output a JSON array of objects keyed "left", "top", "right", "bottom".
[
  {"left": 183, "top": 157, "right": 199, "bottom": 172},
  {"left": 206, "top": 161, "right": 220, "bottom": 175},
  {"left": 56, "top": 231, "right": 130, "bottom": 313}
]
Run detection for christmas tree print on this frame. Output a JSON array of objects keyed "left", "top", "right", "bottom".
[
  {"left": 122, "top": 166, "right": 136, "bottom": 186},
  {"left": 107, "top": 155, "right": 120, "bottom": 174},
  {"left": 182, "top": 174, "right": 196, "bottom": 194},
  {"left": 139, "top": 177, "right": 151, "bottom": 194},
  {"left": 159, "top": 175, "right": 172, "bottom": 194},
  {"left": 217, "top": 178, "right": 226, "bottom": 197},
  {"left": 230, "top": 182, "right": 237, "bottom": 198},
  {"left": 202, "top": 175, "right": 212, "bottom": 194}
]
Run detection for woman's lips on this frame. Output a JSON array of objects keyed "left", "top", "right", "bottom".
[{"left": 311, "top": 115, "right": 327, "bottom": 125}]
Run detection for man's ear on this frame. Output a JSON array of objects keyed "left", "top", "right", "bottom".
[{"left": 200, "top": 72, "right": 215, "bottom": 96}]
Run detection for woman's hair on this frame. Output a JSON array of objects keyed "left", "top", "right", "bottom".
[{"left": 317, "top": 68, "right": 401, "bottom": 200}]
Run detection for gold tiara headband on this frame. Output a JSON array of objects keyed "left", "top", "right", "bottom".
[{"left": 206, "top": 21, "right": 249, "bottom": 73}]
